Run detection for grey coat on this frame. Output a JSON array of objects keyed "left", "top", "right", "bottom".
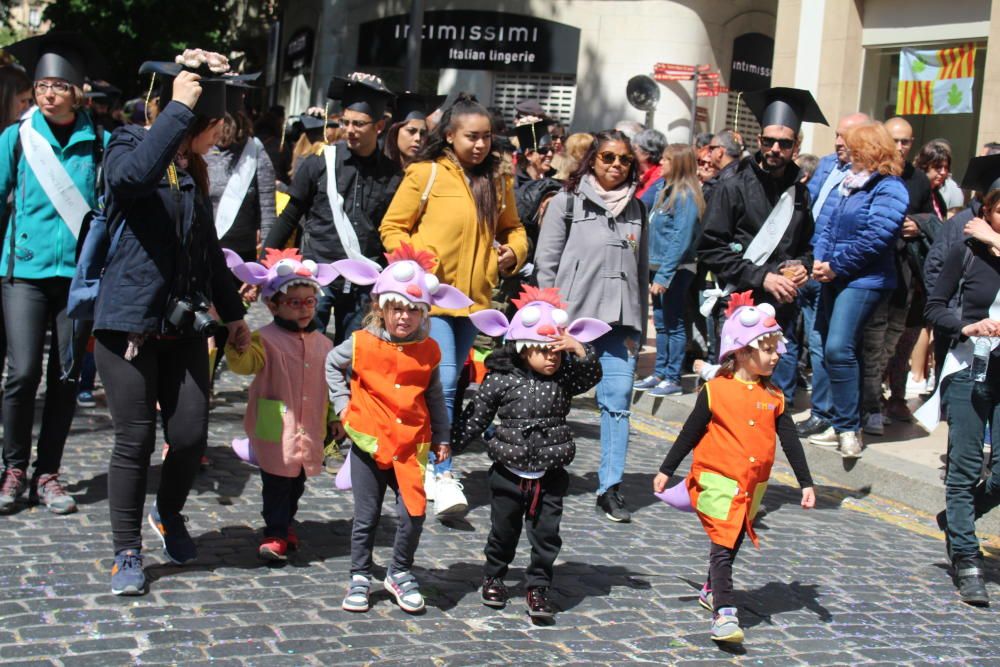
[
  {"left": 535, "top": 178, "right": 649, "bottom": 336},
  {"left": 206, "top": 138, "right": 277, "bottom": 260}
]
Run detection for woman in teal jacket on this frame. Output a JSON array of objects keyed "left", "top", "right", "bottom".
[
  {"left": 0, "top": 34, "right": 108, "bottom": 515},
  {"left": 633, "top": 144, "right": 704, "bottom": 397}
]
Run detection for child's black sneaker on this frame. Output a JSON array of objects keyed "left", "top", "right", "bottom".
[
  {"left": 148, "top": 502, "right": 197, "bottom": 564},
  {"left": 481, "top": 576, "right": 509, "bottom": 608},
  {"left": 110, "top": 549, "right": 146, "bottom": 596},
  {"left": 526, "top": 586, "right": 555, "bottom": 618}
]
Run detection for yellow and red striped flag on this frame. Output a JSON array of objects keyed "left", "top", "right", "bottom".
[{"left": 896, "top": 43, "right": 976, "bottom": 115}]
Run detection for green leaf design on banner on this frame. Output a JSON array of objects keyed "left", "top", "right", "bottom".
[
  {"left": 948, "top": 83, "right": 963, "bottom": 107},
  {"left": 912, "top": 59, "right": 926, "bottom": 74}
]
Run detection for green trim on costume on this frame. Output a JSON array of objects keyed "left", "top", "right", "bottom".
[
  {"left": 696, "top": 470, "right": 738, "bottom": 520},
  {"left": 344, "top": 422, "right": 378, "bottom": 455}
]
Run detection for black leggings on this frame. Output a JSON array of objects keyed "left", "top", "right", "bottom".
[
  {"left": 708, "top": 529, "right": 747, "bottom": 612},
  {"left": 96, "top": 331, "right": 209, "bottom": 553}
]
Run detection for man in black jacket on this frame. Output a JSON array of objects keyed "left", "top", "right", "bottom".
[
  {"left": 263, "top": 73, "right": 402, "bottom": 343},
  {"left": 697, "top": 87, "right": 826, "bottom": 402}
]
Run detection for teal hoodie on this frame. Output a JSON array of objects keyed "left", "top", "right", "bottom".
[{"left": 0, "top": 109, "right": 109, "bottom": 279}]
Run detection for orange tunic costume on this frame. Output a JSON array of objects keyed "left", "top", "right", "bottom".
[
  {"left": 685, "top": 376, "right": 783, "bottom": 549},
  {"left": 343, "top": 330, "right": 441, "bottom": 517}
]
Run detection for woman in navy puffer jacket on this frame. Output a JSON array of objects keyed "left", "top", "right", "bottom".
[{"left": 810, "top": 122, "right": 908, "bottom": 458}]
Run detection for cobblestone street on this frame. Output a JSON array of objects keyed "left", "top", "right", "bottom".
[{"left": 1, "top": 321, "right": 999, "bottom": 666}]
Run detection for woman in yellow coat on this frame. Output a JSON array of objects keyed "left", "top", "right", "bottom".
[{"left": 381, "top": 94, "right": 528, "bottom": 514}]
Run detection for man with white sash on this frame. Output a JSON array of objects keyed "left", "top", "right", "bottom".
[
  {"left": 262, "top": 72, "right": 401, "bottom": 343},
  {"left": 0, "top": 32, "right": 109, "bottom": 515},
  {"left": 698, "top": 87, "right": 827, "bottom": 402}
]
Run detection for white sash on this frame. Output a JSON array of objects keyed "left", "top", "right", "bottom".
[
  {"left": 700, "top": 184, "right": 797, "bottom": 316},
  {"left": 18, "top": 108, "right": 91, "bottom": 239},
  {"left": 215, "top": 138, "right": 261, "bottom": 240},
  {"left": 323, "top": 145, "right": 380, "bottom": 272}
]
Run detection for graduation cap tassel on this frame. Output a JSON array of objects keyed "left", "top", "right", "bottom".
[
  {"left": 323, "top": 102, "right": 330, "bottom": 145},
  {"left": 279, "top": 119, "right": 286, "bottom": 153},
  {"left": 144, "top": 73, "right": 156, "bottom": 126},
  {"left": 734, "top": 92, "right": 742, "bottom": 132}
]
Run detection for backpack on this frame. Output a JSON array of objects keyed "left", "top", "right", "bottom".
[{"left": 66, "top": 190, "right": 122, "bottom": 321}]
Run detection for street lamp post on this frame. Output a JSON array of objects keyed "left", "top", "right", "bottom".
[{"left": 403, "top": 0, "right": 424, "bottom": 92}]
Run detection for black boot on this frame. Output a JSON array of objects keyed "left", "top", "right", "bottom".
[
  {"left": 526, "top": 586, "right": 555, "bottom": 618},
  {"left": 954, "top": 553, "right": 989, "bottom": 607},
  {"left": 936, "top": 510, "right": 952, "bottom": 561},
  {"left": 480, "top": 576, "right": 509, "bottom": 608}
]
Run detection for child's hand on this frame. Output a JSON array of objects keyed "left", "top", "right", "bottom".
[
  {"left": 431, "top": 443, "right": 451, "bottom": 464},
  {"left": 653, "top": 472, "right": 670, "bottom": 493},
  {"left": 549, "top": 331, "right": 586, "bottom": 358},
  {"left": 226, "top": 320, "right": 251, "bottom": 353},
  {"left": 800, "top": 486, "right": 816, "bottom": 509},
  {"left": 328, "top": 420, "right": 345, "bottom": 442}
]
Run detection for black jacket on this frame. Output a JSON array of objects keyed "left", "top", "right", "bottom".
[
  {"left": 94, "top": 101, "right": 243, "bottom": 335},
  {"left": 514, "top": 170, "right": 561, "bottom": 255},
  {"left": 697, "top": 155, "right": 814, "bottom": 297},
  {"left": 263, "top": 140, "right": 401, "bottom": 264},
  {"left": 452, "top": 346, "right": 601, "bottom": 472}
]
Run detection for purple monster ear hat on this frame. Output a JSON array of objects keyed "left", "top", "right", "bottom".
[
  {"left": 330, "top": 243, "right": 474, "bottom": 314},
  {"left": 468, "top": 285, "right": 612, "bottom": 351},
  {"left": 223, "top": 247, "right": 341, "bottom": 300},
  {"left": 718, "top": 291, "right": 787, "bottom": 361}
]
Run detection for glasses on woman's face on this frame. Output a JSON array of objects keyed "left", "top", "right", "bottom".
[
  {"left": 533, "top": 147, "right": 554, "bottom": 156},
  {"left": 34, "top": 80, "right": 71, "bottom": 95},
  {"left": 597, "top": 151, "right": 634, "bottom": 167},
  {"left": 278, "top": 296, "right": 318, "bottom": 309}
]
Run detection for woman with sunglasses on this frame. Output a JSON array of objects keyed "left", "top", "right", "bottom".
[{"left": 535, "top": 130, "right": 649, "bottom": 523}]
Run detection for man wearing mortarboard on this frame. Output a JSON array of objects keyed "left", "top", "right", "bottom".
[
  {"left": 512, "top": 118, "right": 560, "bottom": 264},
  {"left": 263, "top": 73, "right": 402, "bottom": 343},
  {"left": 697, "top": 87, "right": 828, "bottom": 403}
]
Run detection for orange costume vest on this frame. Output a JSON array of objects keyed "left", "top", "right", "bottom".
[
  {"left": 685, "top": 376, "right": 783, "bottom": 549},
  {"left": 343, "top": 330, "right": 441, "bottom": 517}
]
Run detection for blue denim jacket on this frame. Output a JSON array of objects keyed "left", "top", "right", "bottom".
[{"left": 648, "top": 188, "right": 700, "bottom": 287}]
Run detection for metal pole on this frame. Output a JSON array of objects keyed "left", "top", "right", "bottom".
[
  {"left": 690, "top": 70, "right": 699, "bottom": 143},
  {"left": 404, "top": 0, "right": 425, "bottom": 92}
]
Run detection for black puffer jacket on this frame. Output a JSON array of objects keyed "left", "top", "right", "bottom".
[{"left": 453, "top": 345, "right": 601, "bottom": 471}]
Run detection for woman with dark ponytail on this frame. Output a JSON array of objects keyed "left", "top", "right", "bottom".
[{"left": 381, "top": 93, "right": 528, "bottom": 517}]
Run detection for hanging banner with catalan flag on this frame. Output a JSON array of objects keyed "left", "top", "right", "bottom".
[{"left": 896, "top": 43, "right": 977, "bottom": 115}]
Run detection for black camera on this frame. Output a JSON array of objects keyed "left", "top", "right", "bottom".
[{"left": 165, "top": 293, "right": 217, "bottom": 336}]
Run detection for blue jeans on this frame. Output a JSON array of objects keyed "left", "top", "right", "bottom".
[
  {"left": 943, "top": 369, "right": 1000, "bottom": 558},
  {"left": 652, "top": 270, "right": 693, "bottom": 383},
  {"left": 428, "top": 315, "right": 478, "bottom": 474},
  {"left": 798, "top": 279, "right": 830, "bottom": 421},
  {"left": 595, "top": 326, "right": 639, "bottom": 495},
  {"left": 814, "top": 284, "right": 889, "bottom": 433}
]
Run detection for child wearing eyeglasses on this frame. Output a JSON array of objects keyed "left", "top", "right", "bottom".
[{"left": 223, "top": 247, "right": 341, "bottom": 562}]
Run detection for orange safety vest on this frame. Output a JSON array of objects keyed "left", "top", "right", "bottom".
[
  {"left": 685, "top": 376, "right": 783, "bottom": 549},
  {"left": 343, "top": 330, "right": 441, "bottom": 516}
]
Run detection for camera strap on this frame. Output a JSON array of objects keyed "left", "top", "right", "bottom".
[{"left": 167, "top": 162, "right": 193, "bottom": 301}]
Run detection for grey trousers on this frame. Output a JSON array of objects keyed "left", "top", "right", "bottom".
[
  {"left": 349, "top": 446, "right": 424, "bottom": 577},
  {"left": 861, "top": 289, "right": 911, "bottom": 415}
]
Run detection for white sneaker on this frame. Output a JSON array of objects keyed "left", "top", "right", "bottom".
[
  {"left": 424, "top": 466, "right": 436, "bottom": 501},
  {"left": 906, "top": 372, "right": 927, "bottom": 397},
  {"left": 434, "top": 473, "right": 468, "bottom": 516},
  {"left": 808, "top": 427, "right": 839, "bottom": 447},
  {"left": 925, "top": 370, "right": 937, "bottom": 394},
  {"left": 862, "top": 412, "right": 885, "bottom": 436}
]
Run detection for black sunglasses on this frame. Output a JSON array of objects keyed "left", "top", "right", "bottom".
[{"left": 760, "top": 136, "right": 795, "bottom": 150}]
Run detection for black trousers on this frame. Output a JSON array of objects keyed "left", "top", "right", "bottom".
[
  {"left": 96, "top": 332, "right": 209, "bottom": 553},
  {"left": 483, "top": 464, "right": 569, "bottom": 588},
  {"left": 707, "top": 528, "right": 747, "bottom": 612},
  {"left": 2, "top": 278, "right": 77, "bottom": 476},
  {"left": 316, "top": 282, "right": 371, "bottom": 345},
  {"left": 260, "top": 467, "right": 306, "bottom": 539}
]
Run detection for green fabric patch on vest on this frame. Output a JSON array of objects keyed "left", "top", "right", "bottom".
[
  {"left": 254, "top": 398, "right": 285, "bottom": 442},
  {"left": 344, "top": 422, "right": 378, "bottom": 455},
  {"left": 696, "top": 471, "right": 738, "bottom": 520}
]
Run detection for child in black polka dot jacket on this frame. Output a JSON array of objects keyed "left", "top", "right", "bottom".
[{"left": 455, "top": 285, "right": 609, "bottom": 618}]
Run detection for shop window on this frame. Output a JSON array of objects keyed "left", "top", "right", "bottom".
[
  {"left": 724, "top": 93, "right": 762, "bottom": 153},
  {"left": 492, "top": 72, "right": 576, "bottom": 126}
]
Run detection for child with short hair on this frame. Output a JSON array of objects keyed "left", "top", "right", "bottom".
[
  {"left": 457, "top": 286, "right": 608, "bottom": 618},
  {"left": 223, "top": 248, "right": 340, "bottom": 561},
  {"left": 326, "top": 244, "right": 472, "bottom": 614},
  {"left": 653, "top": 292, "right": 815, "bottom": 644}
]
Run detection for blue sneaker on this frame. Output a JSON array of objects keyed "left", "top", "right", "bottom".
[
  {"left": 111, "top": 549, "right": 146, "bottom": 596},
  {"left": 77, "top": 391, "right": 96, "bottom": 408},
  {"left": 633, "top": 375, "right": 662, "bottom": 391},
  {"left": 148, "top": 502, "right": 197, "bottom": 564},
  {"left": 649, "top": 380, "right": 683, "bottom": 397}
]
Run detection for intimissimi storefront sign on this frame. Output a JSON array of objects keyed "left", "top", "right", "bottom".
[{"left": 357, "top": 10, "right": 580, "bottom": 74}]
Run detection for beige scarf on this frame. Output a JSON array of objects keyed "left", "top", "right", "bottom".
[{"left": 587, "top": 173, "right": 634, "bottom": 218}]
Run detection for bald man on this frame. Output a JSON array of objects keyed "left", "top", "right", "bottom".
[
  {"left": 796, "top": 112, "right": 871, "bottom": 437},
  {"left": 885, "top": 117, "right": 933, "bottom": 215}
]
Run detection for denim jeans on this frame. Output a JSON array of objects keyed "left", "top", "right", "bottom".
[
  {"left": 428, "top": 315, "right": 478, "bottom": 474},
  {"left": 943, "top": 368, "right": 1000, "bottom": 558},
  {"left": 798, "top": 279, "right": 830, "bottom": 421},
  {"left": 652, "top": 269, "right": 693, "bottom": 383},
  {"left": 814, "top": 284, "right": 889, "bottom": 433},
  {"left": 594, "top": 325, "right": 639, "bottom": 495}
]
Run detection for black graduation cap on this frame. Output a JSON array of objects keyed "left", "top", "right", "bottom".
[
  {"left": 392, "top": 92, "right": 446, "bottom": 123},
  {"left": 961, "top": 154, "right": 1000, "bottom": 193},
  {"left": 327, "top": 74, "right": 394, "bottom": 119},
  {"left": 743, "top": 87, "right": 828, "bottom": 132},
  {"left": 85, "top": 80, "right": 121, "bottom": 104},
  {"left": 224, "top": 72, "right": 260, "bottom": 116},
  {"left": 139, "top": 61, "right": 227, "bottom": 119},
  {"left": 514, "top": 120, "right": 552, "bottom": 153},
  {"left": 5, "top": 31, "right": 107, "bottom": 88},
  {"left": 515, "top": 98, "right": 547, "bottom": 119},
  {"left": 296, "top": 114, "right": 326, "bottom": 133}
]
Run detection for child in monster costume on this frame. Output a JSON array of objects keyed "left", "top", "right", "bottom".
[
  {"left": 457, "top": 285, "right": 609, "bottom": 619},
  {"left": 652, "top": 291, "right": 816, "bottom": 645},
  {"left": 223, "top": 247, "right": 341, "bottom": 562},
  {"left": 325, "top": 243, "right": 473, "bottom": 614}
]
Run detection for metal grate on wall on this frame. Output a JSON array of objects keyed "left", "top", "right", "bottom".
[
  {"left": 724, "top": 92, "right": 761, "bottom": 153},
  {"left": 492, "top": 72, "right": 576, "bottom": 126}
]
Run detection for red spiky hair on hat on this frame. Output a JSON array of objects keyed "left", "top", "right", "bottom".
[
  {"left": 384, "top": 242, "right": 438, "bottom": 271},
  {"left": 724, "top": 290, "right": 755, "bottom": 318},
  {"left": 511, "top": 285, "right": 565, "bottom": 310},
  {"left": 260, "top": 247, "right": 303, "bottom": 268}
]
